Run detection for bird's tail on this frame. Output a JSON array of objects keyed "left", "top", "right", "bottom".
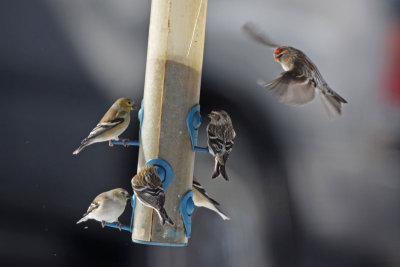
[
  {"left": 214, "top": 205, "right": 231, "bottom": 220},
  {"left": 157, "top": 207, "right": 174, "bottom": 226},
  {"left": 72, "top": 137, "right": 92, "bottom": 155},
  {"left": 320, "top": 88, "right": 347, "bottom": 118},
  {"left": 76, "top": 216, "right": 89, "bottom": 224},
  {"left": 212, "top": 158, "right": 229, "bottom": 181}
]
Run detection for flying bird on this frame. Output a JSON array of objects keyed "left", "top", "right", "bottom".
[
  {"left": 192, "top": 177, "right": 230, "bottom": 220},
  {"left": 77, "top": 188, "right": 131, "bottom": 230},
  {"left": 73, "top": 97, "right": 137, "bottom": 155},
  {"left": 131, "top": 165, "right": 174, "bottom": 225},
  {"left": 207, "top": 110, "right": 236, "bottom": 181},
  {"left": 242, "top": 22, "right": 347, "bottom": 117}
]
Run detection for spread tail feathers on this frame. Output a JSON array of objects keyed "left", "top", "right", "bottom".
[
  {"left": 157, "top": 208, "right": 174, "bottom": 226},
  {"left": 319, "top": 85, "right": 347, "bottom": 118},
  {"left": 320, "top": 91, "right": 347, "bottom": 118},
  {"left": 212, "top": 159, "right": 229, "bottom": 181}
]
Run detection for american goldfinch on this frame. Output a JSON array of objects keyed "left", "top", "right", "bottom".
[
  {"left": 192, "top": 177, "right": 230, "bottom": 220},
  {"left": 77, "top": 188, "right": 131, "bottom": 229},
  {"left": 73, "top": 97, "right": 137, "bottom": 155},
  {"left": 131, "top": 165, "right": 174, "bottom": 225},
  {"left": 207, "top": 110, "right": 236, "bottom": 181},
  {"left": 242, "top": 23, "right": 347, "bottom": 117}
]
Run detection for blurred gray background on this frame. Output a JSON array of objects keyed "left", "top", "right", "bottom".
[{"left": 1, "top": 0, "right": 400, "bottom": 266}]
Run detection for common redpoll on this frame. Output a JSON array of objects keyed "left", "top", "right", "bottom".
[
  {"left": 73, "top": 97, "right": 137, "bottom": 155},
  {"left": 192, "top": 177, "right": 230, "bottom": 220},
  {"left": 77, "top": 188, "right": 131, "bottom": 229},
  {"left": 131, "top": 165, "right": 174, "bottom": 225},
  {"left": 206, "top": 110, "right": 236, "bottom": 181},
  {"left": 243, "top": 23, "right": 347, "bottom": 117}
]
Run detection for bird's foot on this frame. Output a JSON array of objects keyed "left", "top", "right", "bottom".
[
  {"left": 119, "top": 138, "right": 130, "bottom": 147},
  {"left": 116, "top": 221, "right": 122, "bottom": 231},
  {"left": 108, "top": 140, "right": 114, "bottom": 147},
  {"left": 101, "top": 221, "right": 106, "bottom": 228}
]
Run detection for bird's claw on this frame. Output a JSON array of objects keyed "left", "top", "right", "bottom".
[
  {"left": 119, "top": 138, "right": 130, "bottom": 147},
  {"left": 108, "top": 140, "right": 114, "bottom": 147},
  {"left": 117, "top": 221, "right": 122, "bottom": 231},
  {"left": 101, "top": 221, "right": 106, "bottom": 228}
]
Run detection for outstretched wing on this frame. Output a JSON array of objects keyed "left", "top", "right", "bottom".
[
  {"left": 259, "top": 67, "right": 316, "bottom": 105},
  {"left": 242, "top": 22, "right": 280, "bottom": 47}
]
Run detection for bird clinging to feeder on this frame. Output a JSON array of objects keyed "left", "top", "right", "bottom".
[
  {"left": 206, "top": 110, "right": 236, "bottom": 181},
  {"left": 73, "top": 97, "right": 137, "bottom": 155},
  {"left": 77, "top": 188, "right": 131, "bottom": 230},
  {"left": 131, "top": 165, "right": 174, "bottom": 226}
]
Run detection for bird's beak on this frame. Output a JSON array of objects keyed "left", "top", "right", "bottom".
[
  {"left": 274, "top": 56, "right": 279, "bottom": 61},
  {"left": 131, "top": 103, "right": 138, "bottom": 110},
  {"left": 208, "top": 113, "right": 212, "bottom": 119}
]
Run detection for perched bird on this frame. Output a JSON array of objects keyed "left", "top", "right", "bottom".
[
  {"left": 73, "top": 97, "right": 137, "bottom": 155},
  {"left": 192, "top": 177, "right": 230, "bottom": 220},
  {"left": 131, "top": 165, "right": 174, "bottom": 225},
  {"left": 77, "top": 188, "right": 131, "bottom": 230},
  {"left": 206, "top": 110, "right": 236, "bottom": 181},
  {"left": 242, "top": 22, "right": 347, "bottom": 117}
]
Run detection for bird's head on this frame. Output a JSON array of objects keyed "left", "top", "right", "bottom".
[
  {"left": 208, "top": 110, "right": 231, "bottom": 125},
  {"left": 115, "top": 98, "right": 138, "bottom": 111},
  {"left": 273, "top": 46, "right": 289, "bottom": 62},
  {"left": 113, "top": 188, "right": 131, "bottom": 201}
]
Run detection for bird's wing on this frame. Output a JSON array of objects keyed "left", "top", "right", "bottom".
[
  {"left": 100, "top": 109, "right": 128, "bottom": 123},
  {"left": 132, "top": 168, "right": 165, "bottom": 209},
  {"left": 83, "top": 201, "right": 100, "bottom": 217},
  {"left": 208, "top": 136, "right": 225, "bottom": 155},
  {"left": 242, "top": 22, "right": 279, "bottom": 47},
  {"left": 133, "top": 184, "right": 164, "bottom": 209},
  {"left": 86, "top": 117, "right": 125, "bottom": 140},
  {"left": 207, "top": 126, "right": 226, "bottom": 153},
  {"left": 192, "top": 179, "right": 220, "bottom": 206},
  {"left": 260, "top": 68, "right": 316, "bottom": 105}
]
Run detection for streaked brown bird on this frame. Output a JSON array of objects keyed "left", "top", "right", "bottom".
[
  {"left": 192, "top": 177, "right": 230, "bottom": 220},
  {"left": 242, "top": 22, "right": 347, "bottom": 117},
  {"left": 207, "top": 110, "right": 236, "bottom": 181},
  {"left": 73, "top": 97, "right": 137, "bottom": 155},
  {"left": 131, "top": 165, "right": 174, "bottom": 225}
]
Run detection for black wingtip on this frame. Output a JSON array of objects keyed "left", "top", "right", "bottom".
[
  {"left": 160, "top": 208, "right": 174, "bottom": 226},
  {"left": 211, "top": 170, "right": 219, "bottom": 179},
  {"left": 212, "top": 163, "right": 220, "bottom": 179},
  {"left": 219, "top": 164, "right": 229, "bottom": 181},
  {"left": 212, "top": 162, "right": 229, "bottom": 181}
]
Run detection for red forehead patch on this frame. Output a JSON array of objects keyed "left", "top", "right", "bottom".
[{"left": 274, "top": 48, "right": 283, "bottom": 54}]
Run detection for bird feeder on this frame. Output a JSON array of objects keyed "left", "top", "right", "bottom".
[
  {"left": 132, "top": 0, "right": 208, "bottom": 246},
  {"left": 103, "top": 0, "right": 208, "bottom": 246}
]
